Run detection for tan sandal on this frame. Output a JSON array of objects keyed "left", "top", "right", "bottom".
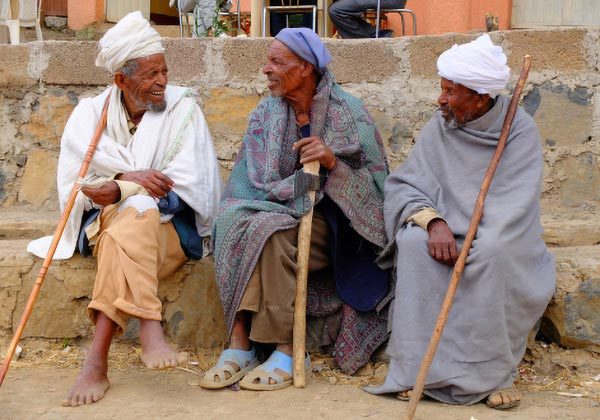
[
  {"left": 200, "top": 348, "right": 258, "bottom": 390},
  {"left": 397, "top": 389, "right": 424, "bottom": 401},
  {"left": 239, "top": 350, "right": 310, "bottom": 391},
  {"left": 486, "top": 388, "right": 522, "bottom": 410}
]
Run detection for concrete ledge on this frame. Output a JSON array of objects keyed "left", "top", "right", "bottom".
[
  {"left": 1, "top": 237, "right": 598, "bottom": 349},
  {"left": 0, "top": 240, "right": 227, "bottom": 348}
]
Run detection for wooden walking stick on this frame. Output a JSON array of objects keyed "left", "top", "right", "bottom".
[
  {"left": 0, "top": 94, "right": 111, "bottom": 386},
  {"left": 293, "top": 124, "right": 320, "bottom": 388},
  {"left": 404, "top": 55, "right": 532, "bottom": 420}
]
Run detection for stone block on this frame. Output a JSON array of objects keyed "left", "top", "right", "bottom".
[
  {"left": 163, "top": 38, "right": 207, "bottom": 84},
  {"left": 42, "top": 41, "right": 111, "bottom": 85},
  {"left": 162, "top": 258, "right": 227, "bottom": 348},
  {"left": 0, "top": 240, "right": 35, "bottom": 332},
  {"left": 524, "top": 84, "right": 593, "bottom": 147},
  {"left": 15, "top": 256, "right": 94, "bottom": 338},
  {"left": 327, "top": 40, "right": 400, "bottom": 83},
  {"left": 503, "top": 29, "right": 588, "bottom": 73},
  {"left": 0, "top": 209, "right": 59, "bottom": 240},
  {"left": 222, "top": 37, "right": 271, "bottom": 81},
  {"left": 549, "top": 152, "right": 600, "bottom": 206},
  {"left": 408, "top": 33, "right": 472, "bottom": 78},
  {"left": 542, "top": 246, "right": 600, "bottom": 351},
  {"left": 0, "top": 45, "right": 36, "bottom": 88},
  {"left": 0, "top": 238, "right": 226, "bottom": 347},
  {"left": 203, "top": 87, "right": 258, "bottom": 160},
  {"left": 44, "top": 16, "right": 67, "bottom": 31},
  {"left": 18, "top": 149, "right": 59, "bottom": 208},
  {"left": 20, "top": 88, "right": 76, "bottom": 146},
  {"left": 542, "top": 213, "right": 600, "bottom": 247}
]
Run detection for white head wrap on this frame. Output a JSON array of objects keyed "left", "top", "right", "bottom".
[
  {"left": 437, "top": 34, "right": 510, "bottom": 97},
  {"left": 95, "top": 11, "right": 164, "bottom": 74}
]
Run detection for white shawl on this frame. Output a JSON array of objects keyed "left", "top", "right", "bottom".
[{"left": 27, "top": 85, "right": 221, "bottom": 260}]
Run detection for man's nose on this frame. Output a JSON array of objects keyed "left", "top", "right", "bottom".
[
  {"left": 157, "top": 72, "right": 167, "bottom": 86},
  {"left": 438, "top": 93, "right": 447, "bottom": 106}
]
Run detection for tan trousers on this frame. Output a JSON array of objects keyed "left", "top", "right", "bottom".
[
  {"left": 238, "top": 211, "right": 330, "bottom": 344},
  {"left": 87, "top": 203, "right": 187, "bottom": 333}
]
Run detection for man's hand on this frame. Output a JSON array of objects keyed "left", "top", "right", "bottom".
[
  {"left": 116, "top": 170, "right": 174, "bottom": 198},
  {"left": 427, "top": 219, "right": 458, "bottom": 266},
  {"left": 293, "top": 136, "right": 337, "bottom": 171},
  {"left": 81, "top": 181, "right": 121, "bottom": 206}
]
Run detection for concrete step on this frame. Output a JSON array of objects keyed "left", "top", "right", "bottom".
[
  {"left": 1, "top": 238, "right": 598, "bottom": 350},
  {"left": 0, "top": 210, "right": 59, "bottom": 240},
  {"left": 541, "top": 245, "right": 600, "bottom": 351},
  {"left": 1, "top": 209, "right": 599, "bottom": 248},
  {"left": 0, "top": 239, "right": 227, "bottom": 348},
  {"left": 541, "top": 213, "right": 600, "bottom": 247}
]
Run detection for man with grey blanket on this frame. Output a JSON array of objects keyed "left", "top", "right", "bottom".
[
  {"left": 201, "top": 28, "right": 391, "bottom": 392},
  {"left": 366, "top": 35, "right": 556, "bottom": 409}
]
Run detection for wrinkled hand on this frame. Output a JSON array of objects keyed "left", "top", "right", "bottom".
[
  {"left": 81, "top": 181, "right": 120, "bottom": 206},
  {"left": 116, "top": 170, "right": 174, "bottom": 198},
  {"left": 293, "top": 136, "right": 337, "bottom": 171},
  {"left": 427, "top": 219, "right": 458, "bottom": 266}
]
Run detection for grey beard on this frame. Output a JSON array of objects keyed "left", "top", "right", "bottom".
[
  {"left": 148, "top": 101, "right": 167, "bottom": 112},
  {"left": 443, "top": 117, "right": 462, "bottom": 130},
  {"left": 132, "top": 94, "right": 167, "bottom": 113}
]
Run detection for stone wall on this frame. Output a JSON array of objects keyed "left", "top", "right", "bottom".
[{"left": 0, "top": 29, "right": 599, "bottom": 349}]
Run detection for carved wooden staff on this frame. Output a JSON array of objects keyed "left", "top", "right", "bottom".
[
  {"left": 405, "top": 55, "right": 532, "bottom": 420},
  {"left": 0, "top": 94, "right": 111, "bottom": 386},
  {"left": 293, "top": 124, "right": 320, "bottom": 387}
]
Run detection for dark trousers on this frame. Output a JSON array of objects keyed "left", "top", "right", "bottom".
[
  {"left": 329, "top": 0, "right": 407, "bottom": 39},
  {"left": 269, "top": 0, "right": 319, "bottom": 36}
]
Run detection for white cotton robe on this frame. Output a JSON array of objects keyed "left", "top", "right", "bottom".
[{"left": 28, "top": 85, "right": 221, "bottom": 260}]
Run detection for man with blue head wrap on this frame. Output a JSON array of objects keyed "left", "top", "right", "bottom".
[{"left": 202, "top": 28, "right": 392, "bottom": 391}]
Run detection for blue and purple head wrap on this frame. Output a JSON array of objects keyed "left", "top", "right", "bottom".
[{"left": 275, "top": 28, "right": 332, "bottom": 70}]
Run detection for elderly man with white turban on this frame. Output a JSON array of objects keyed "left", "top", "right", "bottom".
[
  {"left": 27, "top": 11, "right": 221, "bottom": 406},
  {"left": 201, "top": 28, "right": 391, "bottom": 391},
  {"left": 366, "top": 35, "right": 556, "bottom": 409}
]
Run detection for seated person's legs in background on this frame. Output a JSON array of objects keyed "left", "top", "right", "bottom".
[{"left": 329, "top": 0, "right": 407, "bottom": 38}]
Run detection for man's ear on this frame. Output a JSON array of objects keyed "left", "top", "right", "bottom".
[
  {"left": 477, "top": 93, "right": 491, "bottom": 109},
  {"left": 301, "top": 61, "right": 315, "bottom": 77},
  {"left": 114, "top": 73, "right": 127, "bottom": 90}
]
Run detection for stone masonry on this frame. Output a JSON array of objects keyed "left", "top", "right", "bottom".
[{"left": 0, "top": 29, "right": 599, "bottom": 351}]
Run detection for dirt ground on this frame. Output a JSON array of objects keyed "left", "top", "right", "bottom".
[{"left": 1, "top": 339, "right": 599, "bottom": 420}]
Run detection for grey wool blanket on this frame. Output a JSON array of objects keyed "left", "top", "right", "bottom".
[{"left": 367, "top": 95, "right": 556, "bottom": 404}]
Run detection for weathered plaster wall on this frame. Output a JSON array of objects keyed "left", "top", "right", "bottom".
[{"left": 0, "top": 28, "right": 599, "bottom": 349}]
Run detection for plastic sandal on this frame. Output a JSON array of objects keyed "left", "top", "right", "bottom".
[
  {"left": 239, "top": 350, "right": 311, "bottom": 391},
  {"left": 200, "top": 348, "right": 259, "bottom": 389}
]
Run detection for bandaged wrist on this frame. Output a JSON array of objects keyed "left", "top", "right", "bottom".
[
  {"left": 407, "top": 207, "right": 444, "bottom": 230},
  {"left": 114, "top": 180, "right": 149, "bottom": 204}
]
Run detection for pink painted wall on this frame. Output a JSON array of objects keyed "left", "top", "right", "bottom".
[
  {"left": 68, "top": 0, "right": 105, "bottom": 30},
  {"left": 388, "top": 0, "right": 511, "bottom": 35}
]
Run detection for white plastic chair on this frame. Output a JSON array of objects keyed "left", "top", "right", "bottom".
[
  {"left": 19, "top": 0, "right": 43, "bottom": 41},
  {"left": 0, "top": 0, "right": 43, "bottom": 44}
]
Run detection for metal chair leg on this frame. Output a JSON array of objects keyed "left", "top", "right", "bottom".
[
  {"left": 400, "top": 12, "right": 405, "bottom": 36},
  {"left": 375, "top": 0, "right": 381, "bottom": 38}
]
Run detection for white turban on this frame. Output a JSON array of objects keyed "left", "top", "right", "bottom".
[
  {"left": 96, "top": 11, "right": 164, "bottom": 74},
  {"left": 437, "top": 34, "right": 510, "bottom": 97}
]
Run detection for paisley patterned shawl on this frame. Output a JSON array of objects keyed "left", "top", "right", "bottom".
[{"left": 213, "top": 69, "right": 389, "bottom": 335}]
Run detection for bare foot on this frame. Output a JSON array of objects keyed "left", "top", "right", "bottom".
[
  {"left": 486, "top": 388, "right": 522, "bottom": 409},
  {"left": 139, "top": 319, "right": 187, "bottom": 369},
  {"left": 62, "top": 361, "right": 109, "bottom": 407},
  {"left": 62, "top": 311, "right": 115, "bottom": 407}
]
